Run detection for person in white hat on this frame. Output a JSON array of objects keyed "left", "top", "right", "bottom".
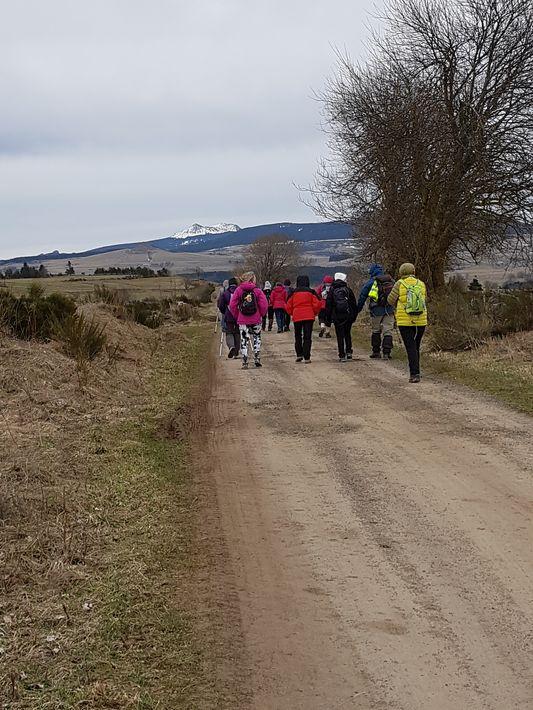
[{"left": 324, "top": 273, "right": 358, "bottom": 362}]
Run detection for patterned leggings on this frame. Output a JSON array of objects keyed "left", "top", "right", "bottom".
[{"left": 239, "top": 324, "right": 262, "bottom": 362}]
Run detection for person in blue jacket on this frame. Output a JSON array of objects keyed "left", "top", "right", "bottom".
[{"left": 357, "top": 264, "right": 395, "bottom": 359}]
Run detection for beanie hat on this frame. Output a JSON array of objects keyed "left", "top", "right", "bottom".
[
  {"left": 228, "top": 277, "right": 238, "bottom": 286},
  {"left": 264, "top": 280, "right": 272, "bottom": 290},
  {"left": 335, "top": 272, "right": 347, "bottom": 282},
  {"left": 323, "top": 275, "right": 334, "bottom": 284},
  {"left": 399, "top": 263, "right": 416, "bottom": 277}
]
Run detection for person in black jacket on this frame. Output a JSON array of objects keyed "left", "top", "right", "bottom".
[
  {"left": 262, "top": 281, "right": 274, "bottom": 331},
  {"left": 325, "top": 272, "right": 358, "bottom": 362}
]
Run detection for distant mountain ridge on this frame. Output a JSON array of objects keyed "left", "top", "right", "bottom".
[
  {"left": 1, "top": 221, "right": 354, "bottom": 266},
  {"left": 171, "top": 223, "right": 241, "bottom": 243}
]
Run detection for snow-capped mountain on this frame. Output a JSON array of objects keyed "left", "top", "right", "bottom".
[{"left": 172, "top": 223, "right": 240, "bottom": 242}]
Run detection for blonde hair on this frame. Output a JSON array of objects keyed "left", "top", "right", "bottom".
[{"left": 240, "top": 271, "right": 256, "bottom": 284}]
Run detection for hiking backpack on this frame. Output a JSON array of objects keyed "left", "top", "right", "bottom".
[
  {"left": 374, "top": 274, "right": 394, "bottom": 307},
  {"left": 239, "top": 288, "right": 258, "bottom": 316},
  {"left": 401, "top": 279, "right": 426, "bottom": 316},
  {"left": 332, "top": 285, "right": 352, "bottom": 320}
]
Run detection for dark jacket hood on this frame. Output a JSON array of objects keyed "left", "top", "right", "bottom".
[
  {"left": 296, "top": 275, "right": 310, "bottom": 288},
  {"left": 369, "top": 264, "right": 384, "bottom": 278}
]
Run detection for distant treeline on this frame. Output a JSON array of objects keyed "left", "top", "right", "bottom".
[
  {"left": 1, "top": 263, "right": 50, "bottom": 279},
  {"left": 93, "top": 266, "right": 170, "bottom": 277}
]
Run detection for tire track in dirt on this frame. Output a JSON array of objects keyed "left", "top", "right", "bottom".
[{"left": 207, "top": 331, "right": 533, "bottom": 709}]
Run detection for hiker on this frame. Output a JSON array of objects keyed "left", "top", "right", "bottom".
[
  {"left": 283, "top": 278, "right": 294, "bottom": 332},
  {"left": 262, "top": 281, "right": 274, "bottom": 331},
  {"left": 357, "top": 264, "right": 396, "bottom": 359},
  {"left": 270, "top": 282, "right": 288, "bottom": 333},
  {"left": 325, "top": 272, "right": 358, "bottom": 362},
  {"left": 229, "top": 271, "right": 269, "bottom": 369},
  {"left": 315, "top": 274, "right": 334, "bottom": 338},
  {"left": 387, "top": 263, "right": 427, "bottom": 383},
  {"left": 286, "top": 275, "right": 322, "bottom": 363},
  {"left": 217, "top": 277, "right": 240, "bottom": 358}
]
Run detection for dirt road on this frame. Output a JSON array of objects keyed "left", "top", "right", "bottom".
[{"left": 207, "top": 331, "right": 533, "bottom": 709}]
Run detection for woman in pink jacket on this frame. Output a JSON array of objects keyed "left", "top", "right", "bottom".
[{"left": 229, "top": 271, "right": 269, "bottom": 369}]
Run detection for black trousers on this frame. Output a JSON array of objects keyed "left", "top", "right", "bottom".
[
  {"left": 334, "top": 321, "right": 353, "bottom": 358},
  {"left": 398, "top": 325, "right": 426, "bottom": 376},
  {"left": 294, "top": 320, "right": 314, "bottom": 360},
  {"left": 262, "top": 306, "right": 274, "bottom": 331}
]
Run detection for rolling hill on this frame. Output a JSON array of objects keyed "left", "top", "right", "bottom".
[{"left": 0, "top": 221, "right": 354, "bottom": 268}]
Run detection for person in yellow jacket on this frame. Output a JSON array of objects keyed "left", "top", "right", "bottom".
[{"left": 387, "top": 263, "right": 427, "bottom": 383}]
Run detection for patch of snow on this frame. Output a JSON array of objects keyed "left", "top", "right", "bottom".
[{"left": 172, "top": 223, "right": 240, "bottom": 241}]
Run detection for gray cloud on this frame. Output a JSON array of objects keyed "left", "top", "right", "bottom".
[{"left": 0, "top": 0, "right": 381, "bottom": 258}]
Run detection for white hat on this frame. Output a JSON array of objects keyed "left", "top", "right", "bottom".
[
  {"left": 264, "top": 281, "right": 272, "bottom": 290},
  {"left": 335, "top": 272, "right": 347, "bottom": 282}
]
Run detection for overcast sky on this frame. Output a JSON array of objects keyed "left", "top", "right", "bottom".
[{"left": 0, "top": 0, "right": 381, "bottom": 258}]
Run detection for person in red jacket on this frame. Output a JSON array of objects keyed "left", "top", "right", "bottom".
[
  {"left": 286, "top": 275, "right": 322, "bottom": 363},
  {"left": 270, "top": 283, "right": 288, "bottom": 333}
]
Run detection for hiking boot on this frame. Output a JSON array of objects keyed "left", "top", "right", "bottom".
[
  {"left": 339, "top": 356, "right": 347, "bottom": 363},
  {"left": 228, "top": 347, "right": 236, "bottom": 359},
  {"left": 277, "top": 329, "right": 283, "bottom": 334},
  {"left": 242, "top": 361, "right": 249, "bottom": 370},
  {"left": 318, "top": 327, "right": 325, "bottom": 338},
  {"left": 370, "top": 352, "right": 381, "bottom": 359},
  {"left": 409, "top": 375, "right": 421, "bottom": 383},
  {"left": 346, "top": 353, "right": 353, "bottom": 360},
  {"left": 304, "top": 359, "right": 311, "bottom": 364},
  {"left": 325, "top": 332, "right": 332, "bottom": 339},
  {"left": 383, "top": 352, "right": 392, "bottom": 360},
  {"left": 254, "top": 358, "right": 262, "bottom": 368},
  {"left": 296, "top": 356, "right": 303, "bottom": 363}
]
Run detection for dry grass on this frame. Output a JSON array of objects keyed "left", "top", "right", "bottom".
[
  {"left": 0, "top": 306, "right": 234, "bottom": 708},
  {"left": 2, "top": 275, "right": 187, "bottom": 301}
]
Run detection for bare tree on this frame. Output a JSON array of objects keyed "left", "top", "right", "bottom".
[
  {"left": 312, "top": 0, "right": 533, "bottom": 290},
  {"left": 244, "top": 234, "right": 304, "bottom": 285}
]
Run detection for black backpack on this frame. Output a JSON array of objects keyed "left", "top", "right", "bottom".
[
  {"left": 375, "top": 274, "right": 394, "bottom": 307},
  {"left": 333, "top": 284, "right": 352, "bottom": 320},
  {"left": 239, "top": 288, "right": 258, "bottom": 316}
]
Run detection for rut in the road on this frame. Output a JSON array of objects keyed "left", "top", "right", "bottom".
[{"left": 207, "top": 331, "right": 533, "bottom": 710}]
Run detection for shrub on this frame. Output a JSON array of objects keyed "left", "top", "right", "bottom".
[
  {"left": 429, "top": 284, "right": 492, "bottom": 351},
  {"left": 174, "top": 302, "right": 195, "bottom": 321},
  {"left": 489, "top": 289, "right": 533, "bottom": 336},
  {"left": 429, "top": 280, "right": 533, "bottom": 351},
  {"left": 127, "top": 300, "right": 165, "bottom": 328},
  {"left": 54, "top": 313, "right": 107, "bottom": 361},
  {"left": 93, "top": 284, "right": 129, "bottom": 306},
  {"left": 0, "top": 289, "right": 76, "bottom": 340},
  {"left": 189, "top": 282, "right": 216, "bottom": 304}
]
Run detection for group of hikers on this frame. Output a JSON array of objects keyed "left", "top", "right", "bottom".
[{"left": 217, "top": 263, "right": 427, "bottom": 383}]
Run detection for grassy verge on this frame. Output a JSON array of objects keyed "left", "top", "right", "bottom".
[
  {"left": 2, "top": 323, "right": 231, "bottom": 709},
  {"left": 352, "top": 322, "right": 533, "bottom": 415}
]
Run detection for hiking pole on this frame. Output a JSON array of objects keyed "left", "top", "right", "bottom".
[
  {"left": 219, "top": 327, "right": 224, "bottom": 357},
  {"left": 214, "top": 310, "right": 220, "bottom": 334}
]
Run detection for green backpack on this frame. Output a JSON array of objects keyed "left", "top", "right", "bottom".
[{"left": 400, "top": 279, "right": 425, "bottom": 316}]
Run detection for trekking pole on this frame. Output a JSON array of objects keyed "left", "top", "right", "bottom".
[
  {"left": 219, "top": 327, "right": 224, "bottom": 357},
  {"left": 214, "top": 310, "right": 220, "bottom": 334}
]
